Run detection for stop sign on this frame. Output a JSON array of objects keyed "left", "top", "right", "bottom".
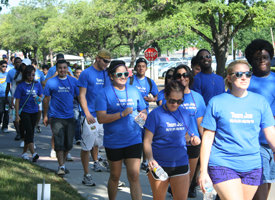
[{"left": 144, "top": 48, "right": 158, "bottom": 61}]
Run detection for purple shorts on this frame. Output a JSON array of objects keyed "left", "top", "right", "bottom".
[{"left": 208, "top": 166, "right": 263, "bottom": 186}]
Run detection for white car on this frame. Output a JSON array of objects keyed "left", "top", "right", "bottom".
[{"left": 158, "top": 61, "right": 183, "bottom": 77}]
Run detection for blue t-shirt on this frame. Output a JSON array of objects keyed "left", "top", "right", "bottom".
[
  {"left": 156, "top": 89, "right": 165, "bottom": 105},
  {"left": 77, "top": 66, "right": 110, "bottom": 117},
  {"left": 144, "top": 105, "right": 190, "bottom": 167},
  {"left": 0, "top": 72, "right": 10, "bottom": 97},
  {"left": 95, "top": 85, "right": 146, "bottom": 148},
  {"left": 43, "top": 76, "right": 79, "bottom": 119},
  {"left": 127, "top": 75, "right": 158, "bottom": 112},
  {"left": 6, "top": 68, "right": 22, "bottom": 97},
  {"left": 46, "top": 65, "right": 73, "bottom": 79},
  {"left": 193, "top": 72, "right": 225, "bottom": 105},
  {"left": 35, "top": 69, "right": 45, "bottom": 83},
  {"left": 7, "top": 64, "right": 14, "bottom": 72},
  {"left": 14, "top": 81, "right": 43, "bottom": 113},
  {"left": 181, "top": 90, "right": 206, "bottom": 138},
  {"left": 247, "top": 72, "right": 275, "bottom": 144},
  {"left": 201, "top": 92, "right": 275, "bottom": 172}
]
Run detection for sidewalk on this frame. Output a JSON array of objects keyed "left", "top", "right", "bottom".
[{"left": 0, "top": 79, "right": 274, "bottom": 200}]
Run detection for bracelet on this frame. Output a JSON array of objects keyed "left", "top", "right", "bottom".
[
  {"left": 147, "top": 158, "right": 154, "bottom": 162},
  {"left": 120, "top": 112, "right": 123, "bottom": 118}
]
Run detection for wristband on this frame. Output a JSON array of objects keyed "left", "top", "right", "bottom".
[
  {"left": 147, "top": 158, "right": 154, "bottom": 162},
  {"left": 120, "top": 112, "right": 123, "bottom": 118}
]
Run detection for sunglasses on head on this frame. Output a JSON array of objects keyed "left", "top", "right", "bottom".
[
  {"left": 199, "top": 55, "right": 211, "bottom": 60},
  {"left": 27, "top": 74, "right": 35, "bottom": 77},
  {"left": 230, "top": 71, "right": 253, "bottom": 78},
  {"left": 175, "top": 73, "right": 189, "bottom": 79},
  {"left": 167, "top": 98, "right": 184, "bottom": 105},
  {"left": 99, "top": 57, "right": 110, "bottom": 64},
  {"left": 166, "top": 74, "right": 173, "bottom": 79},
  {"left": 113, "top": 72, "right": 129, "bottom": 78}
]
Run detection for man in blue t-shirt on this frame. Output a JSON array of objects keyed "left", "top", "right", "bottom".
[
  {"left": 7, "top": 56, "right": 15, "bottom": 72},
  {"left": 77, "top": 49, "right": 111, "bottom": 186},
  {"left": 193, "top": 49, "right": 225, "bottom": 105},
  {"left": 244, "top": 39, "right": 275, "bottom": 200},
  {"left": 0, "top": 60, "right": 10, "bottom": 133},
  {"left": 43, "top": 60, "right": 79, "bottom": 176}
]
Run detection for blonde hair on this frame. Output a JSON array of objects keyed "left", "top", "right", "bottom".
[{"left": 225, "top": 60, "right": 250, "bottom": 91}]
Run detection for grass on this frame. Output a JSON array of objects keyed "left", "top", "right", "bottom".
[{"left": 0, "top": 154, "right": 86, "bottom": 200}]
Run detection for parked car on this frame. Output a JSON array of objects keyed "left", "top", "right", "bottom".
[
  {"left": 169, "top": 57, "right": 181, "bottom": 62},
  {"left": 158, "top": 61, "right": 183, "bottom": 77},
  {"left": 155, "top": 57, "right": 170, "bottom": 62},
  {"left": 115, "top": 57, "right": 132, "bottom": 67}
]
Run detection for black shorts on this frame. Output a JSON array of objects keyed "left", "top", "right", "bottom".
[
  {"left": 105, "top": 143, "right": 142, "bottom": 162},
  {"left": 147, "top": 165, "right": 190, "bottom": 180},
  {"left": 187, "top": 144, "right": 201, "bottom": 159}
]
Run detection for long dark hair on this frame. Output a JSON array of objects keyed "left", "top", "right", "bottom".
[
  {"left": 17, "top": 65, "right": 37, "bottom": 85},
  {"left": 165, "top": 68, "right": 175, "bottom": 86},
  {"left": 173, "top": 65, "right": 194, "bottom": 88}
]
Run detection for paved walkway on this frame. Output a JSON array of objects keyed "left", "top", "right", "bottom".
[{"left": 0, "top": 79, "right": 274, "bottom": 200}]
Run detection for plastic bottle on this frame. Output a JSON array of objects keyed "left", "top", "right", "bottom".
[
  {"left": 5, "top": 104, "right": 9, "bottom": 111},
  {"left": 153, "top": 165, "right": 168, "bottom": 181},
  {"left": 131, "top": 110, "right": 145, "bottom": 128},
  {"left": 203, "top": 181, "right": 214, "bottom": 200}
]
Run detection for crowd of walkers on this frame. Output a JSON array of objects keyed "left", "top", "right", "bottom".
[{"left": 0, "top": 38, "right": 275, "bottom": 200}]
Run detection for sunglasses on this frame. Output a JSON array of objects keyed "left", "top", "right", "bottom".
[
  {"left": 113, "top": 72, "right": 129, "bottom": 78},
  {"left": 167, "top": 98, "right": 184, "bottom": 105},
  {"left": 99, "top": 57, "right": 110, "bottom": 64},
  {"left": 175, "top": 73, "right": 189, "bottom": 79},
  {"left": 199, "top": 55, "right": 211, "bottom": 60},
  {"left": 166, "top": 74, "right": 173, "bottom": 79},
  {"left": 27, "top": 74, "right": 35, "bottom": 77},
  {"left": 2, "top": 65, "right": 7, "bottom": 68},
  {"left": 230, "top": 71, "right": 253, "bottom": 78}
]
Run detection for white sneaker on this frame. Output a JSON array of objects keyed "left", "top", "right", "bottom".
[
  {"left": 50, "top": 149, "right": 56, "bottom": 158},
  {"left": 20, "top": 141, "right": 24, "bottom": 148},
  {"left": 2, "top": 128, "right": 9, "bottom": 133},
  {"left": 66, "top": 153, "right": 73, "bottom": 161},
  {"left": 21, "top": 153, "right": 29, "bottom": 160}
]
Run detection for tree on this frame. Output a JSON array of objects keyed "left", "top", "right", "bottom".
[{"left": 132, "top": 0, "right": 275, "bottom": 76}]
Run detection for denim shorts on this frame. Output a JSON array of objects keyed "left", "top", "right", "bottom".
[
  {"left": 208, "top": 166, "right": 263, "bottom": 186},
  {"left": 51, "top": 117, "right": 75, "bottom": 151},
  {"left": 260, "top": 144, "right": 275, "bottom": 183}
]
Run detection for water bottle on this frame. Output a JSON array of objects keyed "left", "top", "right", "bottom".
[
  {"left": 5, "top": 103, "right": 9, "bottom": 111},
  {"left": 203, "top": 181, "right": 214, "bottom": 200},
  {"left": 153, "top": 165, "right": 168, "bottom": 181},
  {"left": 131, "top": 110, "right": 145, "bottom": 128}
]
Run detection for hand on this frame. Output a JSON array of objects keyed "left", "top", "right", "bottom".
[
  {"left": 43, "top": 116, "right": 49, "bottom": 127},
  {"left": 10, "top": 101, "right": 14, "bottom": 109},
  {"left": 147, "top": 159, "right": 159, "bottom": 171},
  {"left": 139, "top": 112, "right": 147, "bottom": 121},
  {"left": 122, "top": 107, "right": 133, "bottom": 117},
  {"left": 190, "top": 135, "right": 201, "bottom": 146},
  {"left": 15, "top": 116, "right": 20, "bottom": 125},
  {"left": 86, "top": 113, "right": 96, "bottom": 124},
  {"left": 67, "top": 71, "right": 73, "bottom": 77},
  {"left": 143, "top": 96, "right": 152, "bottom": 102},
  {"left": 198, "top": 172, "right": 212, "bottom": 194}
]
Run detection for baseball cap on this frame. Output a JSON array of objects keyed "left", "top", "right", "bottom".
[
  {"left": 22, "top": 58, "right": 31, "bottom": 66},
  {"left": 2, "top": 54, "right": 7, "bottom": 59},
  {"left": 97, "top": 49, "right": 111, "bottom": 59},
  {"left": 136, "top": 58, "right": 147, "bottom": 66},
  {"left": 56, "top": 53, "right": 65, "bottom": 60}
]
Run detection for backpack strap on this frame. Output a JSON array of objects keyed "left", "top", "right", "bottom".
[
  {"left": 129, "top": 76, "right": 134, "bottom": 85},
  {"left": 147, "top": 77, "right": 152, "bottom": 94}
]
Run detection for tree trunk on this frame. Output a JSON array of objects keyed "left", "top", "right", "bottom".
[
  {"left": 182, "top": 46, "right": 185, "bottom": 58},
  {"left": 152, "top": 42, "right": 161, "bottom": 57},
  {"left": 22, "top": 49, "right": 27, "bottom": 58},
  {"left": 33, "top": 47, "right": 38, "bottom": 62},
  {"left": 129, "top": 43, "right": 137, "bottom": 68},
  {"left": 42, "top": 48, "right": 48, "bottom": 65},
  {"left": 213, "top": 41, "right": 228, "bottom": 77},
  {"left": 49, "top": 48, "right": 54, "bottom": 67}
]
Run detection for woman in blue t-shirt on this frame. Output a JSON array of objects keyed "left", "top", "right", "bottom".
[
  {"left": 173, "top": 64, "right": 206, "bottom": 197},
  {"left": 198, "top": 60, "right": 275, "bottom": 199},
  {"left": 14, "top": 65, "right": 43, "bottom": 162},
  {"left": 156, "top": 67, "right": 175, "bottom": 106},
  {"left": 96, "top": 60, "right": 147, "bottom": 200},
  {"left": 143, "top": 80, "right": 200, "bottom": 200}
]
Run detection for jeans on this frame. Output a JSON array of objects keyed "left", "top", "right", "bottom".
[{"left": 0, "top": 97, "right": 10, "bottom": 130}]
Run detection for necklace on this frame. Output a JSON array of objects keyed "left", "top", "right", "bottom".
[
  {"left": 135, "top": 75, "right": 147, "bottom": 97},
  {"left": 57, "top": 76, "right": 73, "bottom": 94},
  {"left": 112, "top": 85, "right": 128, "bottom": 109},
  {"left": 164, "top": 104, "right": 193, "bottom": 136},
  {"left": 205, "top": 73, "right": 215, "bottom": 85},
  {"left": 182, "top": 91, "right": 197, "bottom": 116}
]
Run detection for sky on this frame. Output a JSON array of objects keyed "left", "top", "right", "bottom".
[{"left": 1, "top": 0, "right": 21, "bottom": 13}]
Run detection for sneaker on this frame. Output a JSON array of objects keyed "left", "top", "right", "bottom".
[
  {"left": 66, "top": 153, "right": 73, "bottom": 161},
  {"left": 168, "top": 185, "right": 173, "bottom": 198},
  {"left": 99, "top": 159, "right": 110, "bottom": 172},
  {"left": 64, "top": 168, "right": 70, "bottom": 174},
  {"left": 188, "top": 182, "right": 197, "bottom": 198},
  {"left": 76, "top": 140, "right": 81, "bottom": 145},
  {"left": 21, "top": 153, "right": 29, "bottom": 160},
  {"left": 118, "top": 180, "right": 125, "bottom": 187},
  {"left": 2, "top": 128, "right": 9, "bottom": 133},
  {"left": 14, "top": 134, "right": 21, "bottom": 140},
  {"left": 93, "top": 162, "right": 102, "bottom": 172},
  {"left": 141, "top": 162, "right": 147, "bottom": 171},
  {"left": 82, "top": 173, "right": 96, "bottom": 186},
  {"left": 20, "top": 141, "right": 24, "bottom": 148},
  {"left": 56, "top": 167, "right": 65, "bottom": 176},
  {"left": 36, "top": 126, "right": 41, "bottom": 133},
  {"left": 98, "top": 153, "right": 103, "bottom": 161},
  {"left": 32, "top": 153, "right": 39, "bottom": 162},
  {"left": 50, "top": 149, "right": 56, "bottom": 158}
]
